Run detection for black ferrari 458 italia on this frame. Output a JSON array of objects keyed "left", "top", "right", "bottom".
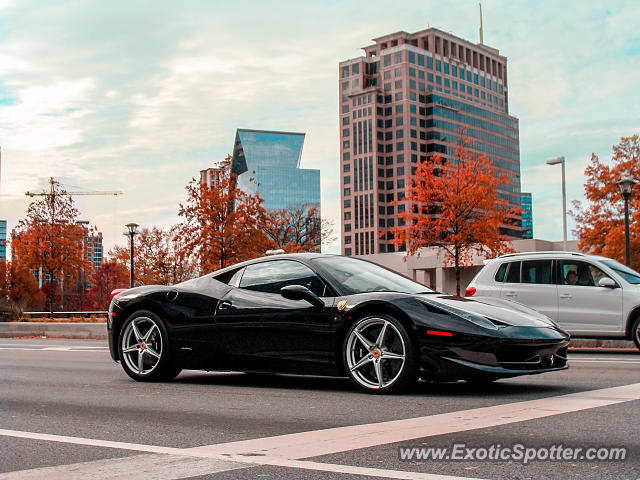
[{"left": 108, "top": 253, "right": 569, "bottom": 393}]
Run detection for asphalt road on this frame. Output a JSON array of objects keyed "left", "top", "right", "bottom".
[{"left": 1, "top": 339, "right": 639, "bottom": 479}]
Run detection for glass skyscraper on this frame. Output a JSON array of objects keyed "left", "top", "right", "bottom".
[
  {"left": 0, "top": 220, "right": 6, "bottom": 260},
  {"left": 521, "top": 192, "right": 533, "bottom": 239},
  {"left": 230, "top": 129, "right": 321, "bottom": 214}
]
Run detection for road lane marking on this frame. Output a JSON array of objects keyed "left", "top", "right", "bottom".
[
  {"left": 0, "top": 347, "right": 108, "bottom": 352},
  {"left": 0, "top": 432, "right": 479, "bottom": 480},
  {"left": 0, "top": 454, "right": 247, "bottom": 480},
  {"left": 188, "top": 382, "right": 640, "bottom": 459},
  {"left": 1, "top": 382, "right": 639, "bottom": 479}
]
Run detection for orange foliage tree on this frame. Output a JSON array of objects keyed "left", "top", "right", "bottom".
[
  {"left": 571, "top": 135, "right": 640, "bottom": 269},
  {"left": 84, "top": 260, "right": 129, "bottom": 310},
  {"left": 110, "top": 226, "right": 196, "bottom": 286},
  {"left": 177, "top": 169, "right": 269, "bottom": 273},
  {"left": 265, "top": 205, "right": 323, "bottom": 253},
  {"left": 0, "top": 259, "right": 46, "bottom": 312},
  {"left": 390, "top": 133, "right": 517, "bottom": 295},
  {"left": 11, "top": 188, "right": 88, "bottom": 313}
]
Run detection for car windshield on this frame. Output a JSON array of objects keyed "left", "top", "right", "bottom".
[
  {"left": 601, "top": 260, "right": 640, "bottom": 284},
  {"left": 313, "top": 256, "right": 434, "bottom": 295}
]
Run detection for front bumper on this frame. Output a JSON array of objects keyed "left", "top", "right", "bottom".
[{"left": 418, "top": 325, "right": 570, "bottom": 381}]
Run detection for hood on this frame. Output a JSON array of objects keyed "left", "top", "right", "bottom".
[{"left": 422, "top": 293, "right": 558, "bottom": 328}]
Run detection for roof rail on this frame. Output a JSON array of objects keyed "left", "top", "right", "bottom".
[{"left": 497, "top": 251, "right": 586, "bottom": 259}]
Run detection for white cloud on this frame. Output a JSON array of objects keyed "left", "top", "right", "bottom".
[{"left": 0, "top": 0, "right": 638, "bottom": 257}]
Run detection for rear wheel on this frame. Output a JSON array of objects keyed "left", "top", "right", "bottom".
[
  {"left": 343, "top": 314, "right": 418, "bottom": 394},
  {"left": 118, "top": 310, "right": 181, "bottom": 382},
  {"left": 632, "top": 316, "right": 640, "bottom": 352}
]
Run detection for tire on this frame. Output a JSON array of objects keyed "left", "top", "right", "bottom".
[
  {"left": 118, "top": 310, "right": 181, "bottom": 382},
  {"left": 343, "top": 314, "right": 418, "bottom": 394},
  {"left": 632, "top": 316, "right": 640, "bottom": 352}
]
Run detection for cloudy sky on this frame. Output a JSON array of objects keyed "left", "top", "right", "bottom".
[{"left": 0, "top": 0, "right": 638, "bottom": 255}]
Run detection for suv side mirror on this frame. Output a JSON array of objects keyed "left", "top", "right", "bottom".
[
  {"left": 598, "top": 277, "right": 617, "bottom": 289},
  {"left": 280, "top": 285, "right": 325, "bottom": 309}
]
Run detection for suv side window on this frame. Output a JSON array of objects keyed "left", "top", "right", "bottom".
[
  {"left": 558, "top": 260, "right": 609, "bottom": 287},
  {"left": 505, "top": 261, "right": 521, "bottom": 283},
  {"left": 494, "top": 263, "right": 508, "bottom": 282},
  {"left": 239, "top": 260, "right": 328, "bottom": 297},
  {"left": 521, "top": 260, "right": 553, "bottom": 284}
]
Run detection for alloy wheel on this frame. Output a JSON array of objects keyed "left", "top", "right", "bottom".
[
  {"left": 346, "top": 317, "right": 406, "bottom": 390},
  {"left": 121, "top": 316, "right": 163, "bottom": 376}
]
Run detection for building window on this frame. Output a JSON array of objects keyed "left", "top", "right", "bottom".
[
  {"left": 344, "top": 188, "right": 351, "bottom": 196},
  {"left": 352, "top": 63, "right": 359, "bottom": 75},
  {"left": 344, "top": 199, "right": 351, "bottom": 208},
  {"left": 344, "top": 176, "right": 350, "bottom": 184}
]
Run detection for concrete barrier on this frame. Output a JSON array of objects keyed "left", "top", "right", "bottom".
[
  {"left": 0, "top": 322, "right": 636, "bottom": 349},
  {"left": 0, "top": 322, "right": 107, "bottom": 340}
]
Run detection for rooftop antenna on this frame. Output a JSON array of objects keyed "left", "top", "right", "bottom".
[{"left": 479, "top": 2, "right": 484, "bottom": 44}]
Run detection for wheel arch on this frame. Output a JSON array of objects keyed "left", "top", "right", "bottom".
[
  {"left": 625, "top": 305, "right": 640, "bottom": 339},
  {"left": 112, "top": 301, "right": 168, "bottom": 361},
  {"left": 334, "top": 300, "right": 418, "bottom": 374}
]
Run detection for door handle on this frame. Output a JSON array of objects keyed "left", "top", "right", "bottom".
[
  {"left": 218, "top": 300, "right": 232, "bottom": 310},
  {"left": 504, "top": 292, "right": 517, "bottom": 297},
  {"left": 559, "top": 294, "right": 572, "bottom": 299}
]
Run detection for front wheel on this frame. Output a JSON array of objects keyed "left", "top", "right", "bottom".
[
  {"left": 343, "top": 314, "right": 418, "bottom": 394},
  {"left": 118, "top": 310, "right": 181, "bottom": 382}
]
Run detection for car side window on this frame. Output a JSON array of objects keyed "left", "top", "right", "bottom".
[
  {"left": 559, "top": 260, "right": 608, "bottom": 287},
  {"left": 521, "top": 260, "right": 553, "bottom": 285},
  {"left": 239, "top": 260, "right": 328, "bottom": 297},
  {"left": 505, "top": 261, "right": 521, "bottom": 283},
  {"left": 494, "top": 263, "right": 508, "bottom": 282}
]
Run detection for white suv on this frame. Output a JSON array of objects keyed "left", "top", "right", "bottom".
[{"left": 465, "top": 252, "right": 640, "bottom": 350}]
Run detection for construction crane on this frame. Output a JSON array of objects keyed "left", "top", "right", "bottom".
[
  {"left": 24, "top": 177, "right": 123, "bottom": 316},
  {"left": 25, "top": 177, "right": 123, "bottom": 198}
]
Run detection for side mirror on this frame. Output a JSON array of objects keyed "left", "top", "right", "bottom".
[
  {"left": 280, "top": 285, "right": 325, "bottom": 309},
  {"left": 598, "top": 277, "right": 617, "bottom": 289}
]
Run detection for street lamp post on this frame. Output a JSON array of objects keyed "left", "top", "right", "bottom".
[
  {"left": 546, "top": 156, "right": 567, "bottom": 250},
  {"left": 616, "top": 176, "right": 638, "bottom": 267},
  {"left": 124, "top": 223, "right": 139, "bottom": 288}
]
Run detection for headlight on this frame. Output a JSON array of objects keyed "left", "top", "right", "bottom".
[{"left": 420, "top": 299, "right": 498, "bottom": 330}]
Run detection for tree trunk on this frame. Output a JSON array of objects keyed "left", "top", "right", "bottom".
[{"left": 455, "top": 250, "right": 460, "bottom": 296}]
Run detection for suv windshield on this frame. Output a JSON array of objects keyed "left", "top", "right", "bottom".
[
  {"left": 601, "top": 260, "right": 640, "bottom": 284},
  {"left": 313, "top": 256, "right": 434, "bottom": 295}
]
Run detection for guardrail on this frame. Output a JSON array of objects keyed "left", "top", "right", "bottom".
[{"left": 22, "top": 311, "right": 107, "bottom": 319}]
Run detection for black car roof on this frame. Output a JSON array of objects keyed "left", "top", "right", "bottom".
[{"left": 209, "top": 253, "right": 339, "bottom": 276}]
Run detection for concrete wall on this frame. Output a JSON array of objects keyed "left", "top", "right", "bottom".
[{"left": 361, "top": 239, "right": 580, "bottom": 295}]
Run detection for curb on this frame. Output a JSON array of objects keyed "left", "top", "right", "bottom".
[
  {"left": 0, "top": 322, "right": 107, "bottom": 340},
  {"left": 0, "top": 323, "right": 637, "bottom": 349},
  {"left": 569, "top": 338, "right": 636, "bottom": 349}
]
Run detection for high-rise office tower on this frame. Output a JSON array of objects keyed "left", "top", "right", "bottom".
[
  {"left": 230, "top": 128, "right": 321, "bottom": 215},
  {"left": 339, "top": 28, "right": 522, "bottom": 256},
  {"left": 0, "top": 219, "right": 6, "bottom": 260},
  {"left": 521, "top": 192, "right": 533, "bottom": 239}
]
